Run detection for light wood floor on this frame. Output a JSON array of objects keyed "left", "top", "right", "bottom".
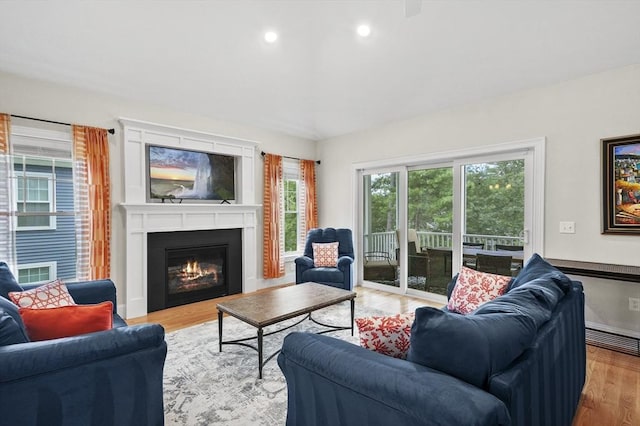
[{"left": 128, "top": 285, "right": 640, "bottom": 426}]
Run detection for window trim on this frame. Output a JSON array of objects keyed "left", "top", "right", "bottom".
[
  {"left": 14, "top": 171, "right": 57, "bottom": 231},
  {"left": 353, "top": 137, "right": 545, "bottom": 295},
  {"left": 282, "top": 158, "right": 304, "bottom": 256},
  {"left": 16, "top": 261, "right": 57, "bottom": 285},
  {"left": 5, "top": 123, "right": 80, "bottom": 284}
]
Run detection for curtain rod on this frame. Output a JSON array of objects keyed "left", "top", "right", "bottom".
[
  {"left": 260, "top": 151, "right": 320, "bottom": 165},
  {"left": 10, "top": 114, "right": 115, "bottom": 135}
]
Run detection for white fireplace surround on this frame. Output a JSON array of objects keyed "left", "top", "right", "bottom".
[{"left": 119, "top": 118, "right": 260, "bottom": 319}]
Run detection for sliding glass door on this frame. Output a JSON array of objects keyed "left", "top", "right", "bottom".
[
  {"left": 361, "top": 170, "right": 401, "bottom": 290},
  {"left": 406, "top": 166, "right": 453, "bottom": 295},
  {"left": 357, "top": 142, "right": 539, "bottom": 299}
]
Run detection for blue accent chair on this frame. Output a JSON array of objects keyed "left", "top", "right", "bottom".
[
  {"left": 295, "top": 228, "right": 354, "bottom": 290},
  {"left": 0, "top": 262, "right": 167, "bottom": 426}
]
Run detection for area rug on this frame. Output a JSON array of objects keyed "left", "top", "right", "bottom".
[{"left": 163, "top": 301, "right": 393, "bottom": 426}]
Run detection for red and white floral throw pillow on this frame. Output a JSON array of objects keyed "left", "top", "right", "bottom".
[
  {"left": 312, "top": 242, "right": 339, "bottom": 267},
  {"left": 355, "top": 312, "right": 415, "bottom": 359},
  {"left": 8, "top": 279, "right": 76, "bottom": 309},
  {"left": 447, "top": 266, "right": 511, "bottom": 314}
]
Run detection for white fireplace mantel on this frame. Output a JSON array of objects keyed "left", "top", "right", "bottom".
[
  {"left": 120, "top": 203, "right": 259, "bottom": 319},
  {"left": 118, "top": 118, "right": 261, "bottom": 319}
]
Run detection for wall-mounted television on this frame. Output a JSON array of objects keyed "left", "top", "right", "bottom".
[{"left": 146, "top": 145, "right": 236, "bottom": 202}]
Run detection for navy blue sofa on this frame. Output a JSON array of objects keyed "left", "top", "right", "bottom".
[
  {"left": 278, "top": 254, "right": 586, "bottom": 426},
  {"left": 0, "top": 264, "right": 167, "bottom": 426}
]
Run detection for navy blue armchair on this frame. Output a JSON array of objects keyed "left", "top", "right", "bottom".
[
  {"left": 0, "top": 268, "right": 167, "bottom": 426},
  {"left": 295, "top": 228, "right": 354, "bottom": 290}
]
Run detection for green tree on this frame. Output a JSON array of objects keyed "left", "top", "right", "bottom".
[
  {"left": 465, "top": 160, "right": 524, "bottom": 237},
  {"left": 365, "top": 160, "right": 524, "bottom": 242},
  {"left": 408, "top": 168, "right": 453, "bottom": 233},
  {"left": 369, "top": 173, "right": 397, "bottom": 232},
  {"left": 284, "top": 179, "right": 298, "bottom": 252}
]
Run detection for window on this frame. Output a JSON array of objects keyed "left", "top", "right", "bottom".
[
  {"left": 2, "top": 123, "right": 79, "bottom": 282},
  {"left": 283, "top": 159, "right": 303, "bottom": 254},
  {"left": 17, "top": 261, "right": 57, "bottom": 285},
  {"left": 357, "top": 138, "right": 544, "bottom": 299},
  {"left": 15, "top": 172, "right": 56, "bottom": 230},
  {"left": 284, "top": 179, "right": 299, "bottom": 252}
]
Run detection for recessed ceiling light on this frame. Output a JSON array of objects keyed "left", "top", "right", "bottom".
[
  {"left": 264, "top": 31, "right": 278, "bottom": 43},
  {"left": 357, "top": 25, "right": 371, "bottom": 37}
]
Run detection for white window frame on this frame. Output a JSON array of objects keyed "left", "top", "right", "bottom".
[
  {"left": 353, "top": 137, "right": 545, "bottom": 299},
  {"left": 4, "top": 123, "right": 77, "bottom": 281},
  {"left": 14, "top": 171, "right": 57, "bottom": 231},
  {"left": 283, "top": 158, "right": 304, "bottom": 258},
  {"left": 16, "top": 261, "right": 57, "bottom": 285}
]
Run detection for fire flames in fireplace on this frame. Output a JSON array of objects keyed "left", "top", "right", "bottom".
[
  {"left": 147, "top": 231, "right": 239, "bottom": 312},
  {"left": 167, "top": 258, "right": 222, "bottom": 295},
  {"left": 182, "top": 260, "right": 218, "bottom": 281}
]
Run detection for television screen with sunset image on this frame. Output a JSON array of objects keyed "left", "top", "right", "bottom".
[{"left": 147, "top": 145, "right": 235, "bottom": 202}]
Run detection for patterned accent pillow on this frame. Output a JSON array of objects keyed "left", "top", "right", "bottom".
[
  {"left": 8, "top": 280, "right": 76, "bottom": 309},
  {"left": 447, "top": 267, "right": 511, "bottom": 315},
  {"left": 312, "top": 242, "right": 339, "bottom": 267},
  {"left": 355, "top": 312, "right": 415, "bottom": 359}
]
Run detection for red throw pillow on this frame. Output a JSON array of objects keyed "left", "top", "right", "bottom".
[
  {"left": 447, "top": 267, "right": 512, "bottom": 314},
  {"left": 355, "top": 312, "right": 415, "bottom": 359},
  {"left": 19, "top": 301, "right": 113, "bottom": 341}
]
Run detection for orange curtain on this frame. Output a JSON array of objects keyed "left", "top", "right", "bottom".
[
  {"left": 73, "top": 125, "right": 111, "bottom": 280},
  {"left": 0, "top": 113, "right": 9, "bottom": 153},
  {"left": 263, "top": 153, "right": 284, "bottom": 279},
  {"left": 300, "top": 159, "right": 318, "bottom": 239}
]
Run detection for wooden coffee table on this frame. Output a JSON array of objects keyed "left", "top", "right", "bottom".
[{"left": 217, "top": 282, "right": 356, "bottom": 378}]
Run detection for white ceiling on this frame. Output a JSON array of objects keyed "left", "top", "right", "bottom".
[{"left": 1, "top": 1, "right": 639, "bottom": 141}]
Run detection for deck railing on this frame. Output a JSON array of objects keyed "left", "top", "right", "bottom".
[{"left": 363, "top": 231, "right": 523, "bottom": 261}]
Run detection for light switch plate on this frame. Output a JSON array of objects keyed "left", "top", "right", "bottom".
[{"left": 559, "top": 221, "right": 575, "bottom": 234}]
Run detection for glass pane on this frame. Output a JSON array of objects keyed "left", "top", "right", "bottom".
[
  {"left": 407, "top": 167, "right": 453, "bottom": 295},
  {"left": 362, "top": 172, "right": 398, "bottom": 287},
  {"left": 284, "top": 178, "right": 298, "bottom": 253},
  {"left": 18, "top": 267, "right": 51, "bottom": 284},
  {"left": 17, "top": 269, "right": 29, "bottom": 283},
  {"left": 18, "top": 215, "right": 50, "bottom": 228},
  {"left": 463, "top": 160, "right": 525, "bottom": 276},
  {"left": 284, "top": 212, "right": 298, "bottom": 252},
  {"left": 27, "top": 188, "right": 38, "bottom": 200},
  {"left": 22, "top": 202, "right": 49, "bottom": 213},
  {"left": 284, "top": 180, "right": 297, "bottom": 212}
]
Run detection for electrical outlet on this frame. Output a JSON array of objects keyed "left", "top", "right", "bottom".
[
  {"left": 559, "top": 221, "right": 575, "bottom": 234},
  {"left": 629, "top": 297, "right": 640, "bottom": 312}
]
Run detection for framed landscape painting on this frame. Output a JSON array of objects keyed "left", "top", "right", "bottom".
[{"left": 602, "top": 134, "right": 640, "bottom": 234}]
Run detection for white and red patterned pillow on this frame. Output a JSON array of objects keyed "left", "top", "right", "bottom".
[
  {"left": 447, "top": 266, "right": 511, "bottom": 315},
  {"left": 8, "top": 279, "right": 76, "bottom": 309},
  {"left": 355, "top": 312, "right": 415, "bottom": 359},
  {"left": 312, "top": 242, "right": 339, "bottom": 267}
]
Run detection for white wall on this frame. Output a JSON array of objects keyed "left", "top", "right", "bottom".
[
  {"left": 317, "top": 63, "right": 640, "bottom": 335},
  {"left": 0, "top": 70, "right": 317, "bottom": 302},
  {"left": 2, "top": 65, "right": 639, "bottom": 332}
]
